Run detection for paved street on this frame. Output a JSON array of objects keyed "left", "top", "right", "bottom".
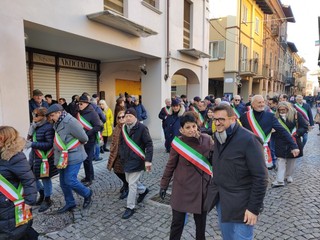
[{"left": 33, "top": 126, "right": 320, "bottom": 240}]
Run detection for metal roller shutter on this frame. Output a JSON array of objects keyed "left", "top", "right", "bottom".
[
  {"left": 33, "top": 64, "right": 57, "bottom": 99},
  {"left": 59, "top": 68, "right": 97, "bottom": 103}
]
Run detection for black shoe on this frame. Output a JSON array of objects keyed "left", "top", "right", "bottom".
[
  {"left": 94, "top": 157, "right": 103, "bottom": 161},
  {"left": 137, "top": 188, "right": 149, "bottom": 203},
  {"left": 83, "top": 180, "right": 92, "bottom": 187},
  {"left": 83, "top": 190, "right": 93, "bottom": 209},
  {"left": 120, "top": 185, "right": 126, "bottom": 193},
  {"left": 81, "top": 178, "right": 89, "bottom": 183},
  {"left": 36, "top": 190, "right": 44, "bottom": 205},
  {"left": 57, "top": 204, "right": 76, "bottom": 214},
  {"left": 100, "top": 147, "right": 105, "bottom": 154},
  {"left": 119, "top": 189, "right": 129, "bottom": 199},
  {"left": 103, "top": 147, "right": 110, "bottom": 152},
  {"left": 122, "top": 208, "right": 134, "bottom": 219},
  {"left": 38, "top": 198, "right": 52, "bottom": 213}
]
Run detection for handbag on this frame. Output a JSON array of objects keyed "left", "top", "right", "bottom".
[{"left": 314, "top": 113, "right": 320, "bottom": 124}]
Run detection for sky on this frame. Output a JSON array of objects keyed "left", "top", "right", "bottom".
[{"left": 209, "top": 0, "right": 320, "bottom": 72}]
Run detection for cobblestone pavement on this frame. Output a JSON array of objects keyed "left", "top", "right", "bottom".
[{"left": 34, "top": 125, "right": 320, "bottom": 240}]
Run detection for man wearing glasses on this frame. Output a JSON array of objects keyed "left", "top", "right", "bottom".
[
  {"left": 231, "top": 95, "right": 246, "bottom": 119},
  {"left": 206, "top": 104, "right": 268, "bottom": 239}
]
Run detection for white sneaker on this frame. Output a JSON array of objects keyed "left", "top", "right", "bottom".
[
  {"left": 271, "top": 181, "right": 285, "bottom": 188},
  {"left": 286, "top": 176, "right": 293, "bottom": 183}
]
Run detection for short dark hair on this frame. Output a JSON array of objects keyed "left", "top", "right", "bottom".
[
  {"left": 213, "top": 104, "right": 235, "bottom": 117},
  {"left": 180, "top": 112, "right": 197, "bottom": 127},
  {"left": 45, "top": 94, "right": 53, "bottom": 99},
  {"left": 269, "top": 97, "right": 278, "bottom": 104}
]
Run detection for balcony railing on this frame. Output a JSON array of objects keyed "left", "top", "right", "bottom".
[
  {"left": 239, "top": 58, "right": 260, "bottom": 76},
  {"left": 285, "top": 77, "right": 295, "bottom": 86}
]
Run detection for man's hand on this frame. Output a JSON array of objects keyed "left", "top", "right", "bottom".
[
  {"left": 145, "top": 162, "right": 152, "bottom": 172},
  {"left": 159, "top": 188, "right": 166, "bottom": 200},
  {"left": 243, "top": 210, "right": 258, "bottom": 225},
  {"left": 291, "top": 149, "right": 300, "bottom": 157}
]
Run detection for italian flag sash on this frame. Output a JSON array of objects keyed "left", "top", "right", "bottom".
[
  {"left": 246, "top": 110, "right": 272, "bottom": 167},
  {"left": 193, "top": 107, "right": 204, "bottom": 124},
  {"left": 164, "top": 106, "right": 171, "bottom": 115},
  {"left": 278, "top": 118, "right": 297, "bottom": 143},
  {"left": 294, "top": 103, "right": 309, "bottom": 122},
  {"left": 33, "top": 132, "right": 53, "bottom": 178},
  {"left": 77, "top": 114, "right": 103, "bottom": 144},
  {"left": 0, "top": 175, "right": 32, "bottom": 227},
  {"left": 121, "top": 125, "right": 145, "bottom": 160},
  {"left": 171, "top": 137, "right": 213, "bottom": 176},
  {"left": 231, "top": 104, "right": 241, "bottom": 119},
  {"left": 54, "top": 132, "right": 80, "bottom": 169}
]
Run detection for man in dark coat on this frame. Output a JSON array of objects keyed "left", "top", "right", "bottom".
[
  {"left": 119, "top": 108, "right": 153, "bottom": 219},
  {"left": 77, "top": 95, "right": 102, "bottom": 186},
  {"left": 240, "top": 95, "right": 300, "bottom": 168},
  {"left": 207, "top": 104, "right": 268, "bottom": 239},
  {"left": 28, "top": 89, "right": 49, "bottom": 123},
  {"left": 158, "top": 98, "right": 172, "bottom": 134}
]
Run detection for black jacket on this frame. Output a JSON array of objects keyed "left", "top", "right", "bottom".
[
  {"left": 119, "top": 121, "right": 153, "bottom": 173},
  {"left": 211, "top": 123, "right": 268, "bottom": 222},
  {"left": 78, "top": 104, "right": 102, "bottom": 144},
  {"left": 0, "top": 152, "right": 37, "bottom": 239}
]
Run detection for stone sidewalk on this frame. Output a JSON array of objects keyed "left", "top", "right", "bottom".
[{"left": 33, "top": 127, "right": 320, "bottom": 240}]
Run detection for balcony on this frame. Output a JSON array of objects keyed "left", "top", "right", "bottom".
[
  {"left": 285, "top": 77, "right": 295, "bottom": 86},
  {"left": 239, "top": 58, "right": 260, "bottom": 77}
]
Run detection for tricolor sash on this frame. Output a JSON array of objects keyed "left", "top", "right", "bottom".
[
  {"left": 77, "top": 114, "right": 103, "bottom": 144},
  {"left": 54, "top": 132, "right": 80, "bottom": 169},
  {"left": 294, "top": 103, "right": 309, "bottom": 122},
  {"left": 0, "top": 175, "right": 32, "bottom": 227},
  {"left": 164, "top": 106, "right": 171, "bottom": 115},
  {"left": 231, "top": 104, "right": 241, "bottom": 119},
  {"left": 171, "top": 137, "right": 212, "bottom": 176},
  {"left": 193, "top": 107, "right": 204, "bottom": 124},
  {"left": 278, "top": 118, "right": 297, "bottom": 143},
  {"left": 121, "top": 125, "right": 145, "bottom": 160},
  {"left": 33, "top": 132, "right": 53, "bottom": 177},
  {"left": 247, "top": 110, "right": 272, "bottom": 167}
]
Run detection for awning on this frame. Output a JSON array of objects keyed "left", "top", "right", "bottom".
[
  {"left": 87, "top": 10, "right": 158, "bottom": 37},
  {"left": 178, "top": 48, "right": 211, "bottom": 59}
]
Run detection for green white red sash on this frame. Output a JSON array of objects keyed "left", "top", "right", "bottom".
[
  {"left": 246, "top": 110, "right": 272, "bottom": 167},
  {"left": 171, "top": 137, "right": 212, "bottom": 176},
  {"left": 0, "top": 174, "right": 32, "bottom": 227},
  {"left": 54, "top": 132, "right": 80, "bottom": 169},
  {"left": 77, "top": 114, "right": 103, "bottom": 144},
  {"left": 232, "top": 104, "right": 241, "bottom": 118},
  {"left": 193, "top": 107, "right": 204, "bottom": 124},
  {"left": 294, "top": 103, "right": 309, "bottom": 122},
  {"left": 33, "top": 132, "right": 53, "bottom": 177},
  {"left": 278, "top": 118, "right": 297, "bottom": 143},
  {"left": 164, "top": 106, "right": 171, "bottom": 115},
  {"left": 121, "top": 125, "right": 145, "bottom": 160}
]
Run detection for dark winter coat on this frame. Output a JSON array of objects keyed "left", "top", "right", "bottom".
[
  {"left": 29, "top": 122, "right": 58, "bottom": 178},
  {"left": 158, "top": 106, "right": 170, "bottom": 129},
  {"left": 119, "top": 121, "right": 153, "bottom": 173},
  {"left": 294, "top": 102, "right": 314, "bottom": 126},
  {"left": 274, "top": 112, "right": 308, "bottom": 158},
  {"left": 134, "top": 103, "right": 147, "bottom": 121},
  {"left": 0, "top": 138, "right": 37, "bottom": 240},
  {"left": 160, "top": 133, "right": 214, "bottom": 214},
  {"left": 240, "top": 109, "right": 298, "bottom": 150},
  {"left": 200, "top": 118, "right": 213, "bottom": 136},
  {"left": 210, "top": 123, "right": 268, "bottom": 222},
  {"left": 78, "top": 104, "right": 102, "bottom": 144}
]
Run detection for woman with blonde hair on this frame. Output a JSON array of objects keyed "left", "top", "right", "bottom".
[
  {"left": 272, "top": 101, "right": 308, "bottom": 187},
  {"left": 0, "top": 126, "right": 38, "bottom": 239},
  {"left": 107, "top": 110, "right": 129, "bottom": 199},
  {"left": 99, "top": 100, "right": 114, "bottom": 152}
]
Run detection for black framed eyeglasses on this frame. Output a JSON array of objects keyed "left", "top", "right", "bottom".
[
  {"left": 32, "top": 113, "right": 42, "bottom": 118},
  {"left": 118, "top": 116, "right": 125, "bottom": 119},
  {"left": 212, "top": 117, "right": 227, "bottom": 123}
]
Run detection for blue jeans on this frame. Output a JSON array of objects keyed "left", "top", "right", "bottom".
[
  {"left": 216, "top": 201, "right": 254, "bottom": 240},
  {"left": 36, "top": 178, "right": 52, "bottom": 197},
  {"left": 59, "top": 162, "right": 91, "bottom": 207},
  {"left": 94, "top": 143, "right": 100, "bottom": 160},
  {"left": 302, "top": 132, "right": 308, "bottom": 148},
  {"left": 269, "top": 135, "right": 277, "bottom": 167}
]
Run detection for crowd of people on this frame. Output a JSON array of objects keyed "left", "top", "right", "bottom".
[{"left": 0, "top": 88, "right": 317, "bottom": 239}]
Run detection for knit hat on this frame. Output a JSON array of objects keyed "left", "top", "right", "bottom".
[
  {"left": 33, "top": 89, "right": 43, "bottom": 96},
  {"left": 193, "top": 96, "right": 201, "bottom": 102},
  {"left": 46, "top": 104, "right": 63, "bottom": 116},
  {"left": 171, "top": 99, "right": 180, "bottom": 106},
  {"left": 78, "top": 95, "right": 90, "bottom": 104},
  {"left": 92, "top": 93, "right": 98, "bottom": 98},
  {"left": 124, "top": 108, "right": 137, "bottom": 118}
]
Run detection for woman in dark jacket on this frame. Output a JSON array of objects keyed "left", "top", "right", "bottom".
[
  {"left": 272, "top": 102, "right": 308, "bottom": 187},
  {"left": 200, "top": 106, "right": 214, "bottom": 136},
  {"left": 160, "top": 113, "right": 214, "bottom": 240},
  {"left": 0, "top": 126, "right": 38, "bottom": 240},
  {"left": 26, "top": 107, "right": 58, "bottom": 212}
]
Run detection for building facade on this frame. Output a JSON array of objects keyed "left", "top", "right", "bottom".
[{"left": 0, "top": 0, "right": 210, "bottom": 138}]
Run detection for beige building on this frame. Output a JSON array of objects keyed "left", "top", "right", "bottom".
[{"left": 0, "top": 0, "right": 210, "bottom": 138}]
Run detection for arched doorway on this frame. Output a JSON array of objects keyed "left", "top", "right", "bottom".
[{"left": 171, "top": 68, "right": 200, "bottom": 98}]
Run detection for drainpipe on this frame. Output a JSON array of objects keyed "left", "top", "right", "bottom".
[
  {"left": 237, "top": 0, "right": 243, "bottom": 94},
  {"left": 164, "top": 0, "right": 170, "bottom": 81}
]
